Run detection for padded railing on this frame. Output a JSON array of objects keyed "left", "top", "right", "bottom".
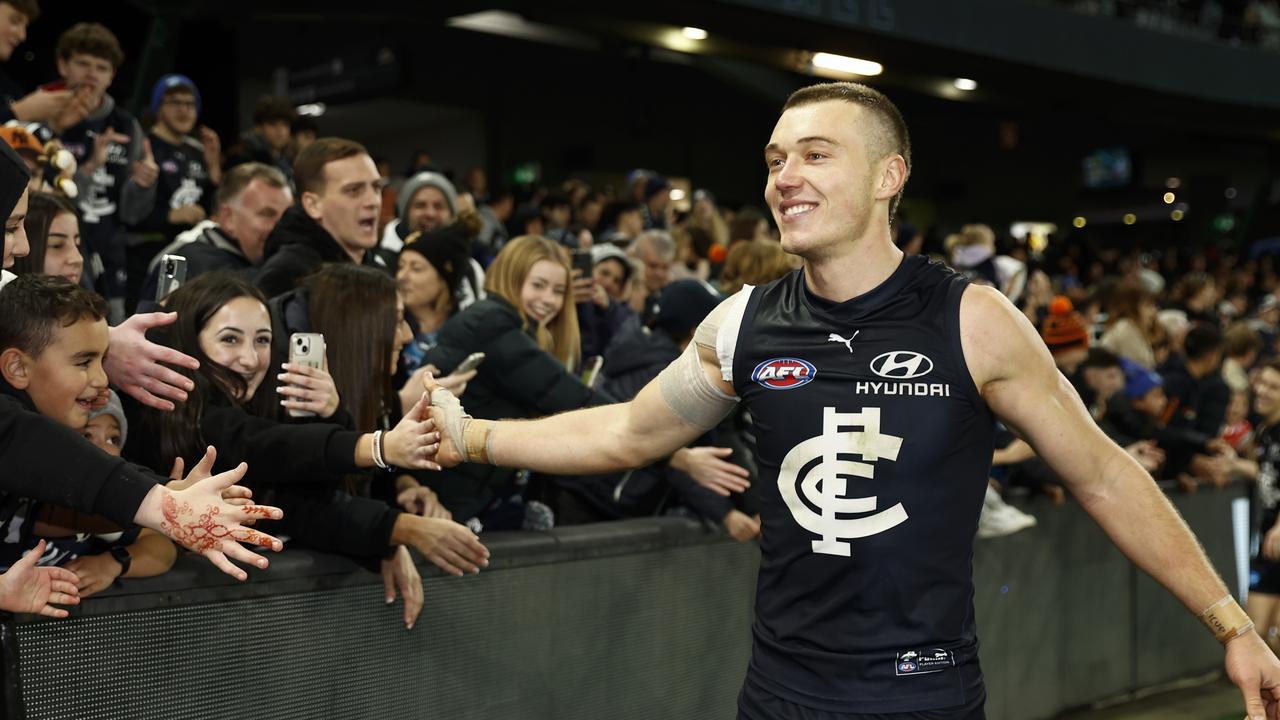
[{"left": 1, "top": 484, "right": 1247, "bottom": 720}]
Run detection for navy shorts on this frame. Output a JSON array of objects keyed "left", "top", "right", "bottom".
[{"left": 737, "top": 675, "right": 986, "bottom": 720}]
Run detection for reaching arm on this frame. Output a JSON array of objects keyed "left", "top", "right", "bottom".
[
  {"left": 427, "top": 338, "right": 736, "bottom": 476},
  {"left": 961, "top": 284, "right": 1280, "bottom": 715}
]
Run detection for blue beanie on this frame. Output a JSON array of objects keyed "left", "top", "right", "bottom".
[
  {"left": 150, "top": 74, "right": 200, "bottom": 116},
  {"left": 1121, "top": 358, "right": 1162, "bottom": 400}
]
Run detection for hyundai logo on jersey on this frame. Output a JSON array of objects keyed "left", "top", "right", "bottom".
[
  {"left": 752, "top": 357, "right": 816, "bottom": 390},
  {"left": 870, "top": 351, "right": 934, "bottom": 380}
]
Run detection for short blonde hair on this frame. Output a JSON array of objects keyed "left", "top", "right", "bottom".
[{"left": 485, "top": 235, "right": 581, "bottom": 367}]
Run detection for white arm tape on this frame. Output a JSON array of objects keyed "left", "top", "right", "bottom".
[
  {"left": 691, "top": 286, "right": 752, "bottom": 383},
  {"left": 658, "top": 342, "right": 739, "bottom": 431}
]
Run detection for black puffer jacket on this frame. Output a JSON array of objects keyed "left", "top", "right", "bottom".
[
  {"left": 422, "top": 295, "right": 613, "bottom": 521},
  {"left": 256, "top": 206, "right": 393, "bottom": 298}
]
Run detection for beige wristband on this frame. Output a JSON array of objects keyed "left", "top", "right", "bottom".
[
  {"left": 1199, "top": 596, "right": 1255, "bottom": 644},
  {"left": 462, "top": 419, "right": 494, "bottom": 464}
]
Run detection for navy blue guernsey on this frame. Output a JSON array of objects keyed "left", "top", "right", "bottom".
[{"left": 732, "top": 255, "right": 995, "bottom": 713}]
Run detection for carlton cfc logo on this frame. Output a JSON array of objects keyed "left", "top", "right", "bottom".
[{"left": 752, "top": 357, "right": 816, "bottom": 390}]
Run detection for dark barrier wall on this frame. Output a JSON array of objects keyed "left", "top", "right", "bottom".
[{"left": 3, "top": 486, "right": 1246, "bottom": 720}]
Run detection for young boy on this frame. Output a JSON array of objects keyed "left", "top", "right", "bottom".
[
  {"left": 0, "top": 274, "right": 175, "bottom": 595},
  {"left": 54, "top": 22, "right": 157, "bottom": 319}
]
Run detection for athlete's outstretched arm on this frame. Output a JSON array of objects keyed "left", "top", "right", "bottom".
[
  {"left": 425, "top": 340, "right": 735, "bottom": 476},
  {"left": 960, "top": 283, "right": 1280, "bottom": 719}
]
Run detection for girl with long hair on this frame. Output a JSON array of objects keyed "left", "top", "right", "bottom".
[
  {"left": 126, "top": 272, "right": 489, "bottom": 627},
  {"left": 10, "top": 192, "right": 83, "bottom": 283}
]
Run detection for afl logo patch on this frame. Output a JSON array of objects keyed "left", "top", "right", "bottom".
[
  {"left": 752, "top": 357, "right": 816, "bottom": 390},
  {"left": 870, "top": 351, "right": 933, "bottom": 380}
]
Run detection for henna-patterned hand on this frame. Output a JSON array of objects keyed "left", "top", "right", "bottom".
[{"left": 149, "top": 462, "right": 284, "bottom": 581}]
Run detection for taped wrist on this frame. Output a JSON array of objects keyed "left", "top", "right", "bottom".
[
  {"left": 1199, "top": 595, "right": 1254, "bottom": 644},
  {"left": 428, "top": 387, "right": 490, "bottom": 463},
  {"left": 658, "top": 342, "right": 739, "bottom": 431}
]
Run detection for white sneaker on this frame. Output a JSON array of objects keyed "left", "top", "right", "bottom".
[{"left": 977, "top": 485, "right": 1037, "bottom": 539}]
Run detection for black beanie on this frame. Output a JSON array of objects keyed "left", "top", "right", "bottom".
[
  {"left": 0, "top": 139, "right": 28, "bottom": 220},
  {"left": 400, "top": 221, "right": 472, "bottom": 293}
]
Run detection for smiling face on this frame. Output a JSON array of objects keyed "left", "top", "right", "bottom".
[
  {"left": 396, "top": 249, "right": 446, "bottom": 312},
  {"left": 1255, "top": 367, "right": 1280, "bottom": 422},
  {"left": 764, "top": 100, "right": 903, "bottom": 261},
  {"left": 304, "top": 154, "right": 382, "bottom": 261},
  {"left": 406, "top": 186, "right": 453, "bottom": 234},
  {"left": 44, "top": 211, "right": 84, "bottom": 283},
  {"left": 520, "top": 259, "right": 567, "bottom": 326},
  {"left": 7, "top": 315, "right": 110, "bottom": 430},
  {"left": 197, "top": 296, "right": 272, "bottom": 401}
]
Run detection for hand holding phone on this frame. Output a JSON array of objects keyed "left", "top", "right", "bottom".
[{"left": 287, "top": 333, "right": 326, "bottom": 418}]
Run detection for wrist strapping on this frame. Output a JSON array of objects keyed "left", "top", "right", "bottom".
[
  {"left": 1199, "top": 595, "right": 1254, "bottom": 644},
  {"left": 462, "top": 419, "right": 494, "bottom": 464}
]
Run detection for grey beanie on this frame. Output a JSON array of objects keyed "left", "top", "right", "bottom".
[
  {"left": 87, "top": 389, "right": 128, "bottom": 449},
  {"left": 398, "top": 172, "right": 458, "bottom": 225}
]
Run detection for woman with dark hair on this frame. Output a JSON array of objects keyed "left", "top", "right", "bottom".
[
  {"left": 10, "top": 191, "right": 83, "bottom": 283},
  {"left": 127, "top": 272, "right": 489, "bottom": 627}
]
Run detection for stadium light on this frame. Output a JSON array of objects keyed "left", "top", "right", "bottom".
[
  {"left": 953, "top": 78, "right": 978, "bottom": 91},
  {"left": 811, "top": 52, "right": 883, "bottom": 77},
  {"left": 682, "top": 27, "right": 708, "bottom": 40}
]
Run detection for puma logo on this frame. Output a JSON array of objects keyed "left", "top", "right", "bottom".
[{"left": 827, "top": 331, "right": 859, "bottom": 354}]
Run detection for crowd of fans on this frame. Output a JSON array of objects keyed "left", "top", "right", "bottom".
[
  {"left": 0, "top": 4, "right": 1272, "bottom": 625},
  {"left": 1059, "top": 0, "right": 1280, "bottom": 47}
]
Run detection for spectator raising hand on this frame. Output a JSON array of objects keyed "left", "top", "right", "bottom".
[
  {"left": 0, "top": 540, "right": 80, "bottom": 618},
  {"left": 131, "top": 137, "right": 159, "bottom": 189}
]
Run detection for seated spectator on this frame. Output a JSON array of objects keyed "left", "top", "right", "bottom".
[
  {"left": 1040, "top": 296, "right": 1091, "bottom": 376},
  {"left": 10, "top": 191, "right": 81, "bottom": 282},
  {"left": 1100, "top": 282, "right": 1158, "bottom": 369},
  {"left": 577, "top": 245, "right": 637, "bottom": 361},
  {"left": 421, "top": 235, "right": 612, "bottom": 529},
  {"left": 1071, "top": 347, "right": 1126, "bottom": 420},
  {"left": 628, "top": 229, "right": 675, "bottom": 321},
  {"left": 138, "top": 162, "right": 292, "bottom": 303},
  {"left": 125, "top": 272, "right": 487, "bottom": 626},
  {"left": 591, "top": 244, "right": 633, "bottom": 303},
  {"left": 1223, "top": 321, "right": 1263, "bottom": 393},
  {"left": 1172, "top": 272, "right": 1220, "bottom": 326},
  {"left": 0, "top": 282, "right": 176, "bottom": 596},
  {"left": 1161, "top": 323, "right": 1230, "bottom": 438},
  {"left": 640, "top": 174, "right": 671, "bottom": 229},
  {"left": 540, "top": 193, "right": 574, "bottom": 247},
  {"left": 379, "top": 170, "right": 485, "bottom": 309},
  {"left": 223, "top": 95, "right": 294, "bottom": 182},
  {"left": 395, "top": 213, "right": 481, "bottom": 384},
  {"left": 257, "top": 138, "right": 391, "bottom": 297}
]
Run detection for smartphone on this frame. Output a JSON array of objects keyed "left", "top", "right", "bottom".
[
  {"left": 287, "top": 333, "right": 325, "bottom": 417},
  {"left": 155, "top": 255, "right": 187, "bottom": 302},
  {"left": 581, "top": 355, "right": 604, "bottom": 389},
  {"left": 453, "top": 351, "right": 486, "bottom": 375},
  {"left": 572, "top": 248, "right": 593, "bottom": 279}
]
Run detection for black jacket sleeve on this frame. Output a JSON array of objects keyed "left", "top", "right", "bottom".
[
  {"left": 0, "top": 396, "right": 157, "bottom": 526},
  {"left": 481, "top": 326, "right": 605, "bottom": 415},
  {"left": 200, "top": 405, "right": 361, "bottom": 486},
  {"left": 257, "top": 246, "right": 321, "bottom": 299},
  {"left": 258, "top": 486, "right": 401, "bottom": 563}
]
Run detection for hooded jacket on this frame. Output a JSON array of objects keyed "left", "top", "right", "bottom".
[{"left": 256, "top": 206, "right": 393, "bottom": 297}]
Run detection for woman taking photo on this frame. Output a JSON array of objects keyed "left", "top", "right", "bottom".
[{"left": 127, "top": 273, "right": 489, "bottom": 628}]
